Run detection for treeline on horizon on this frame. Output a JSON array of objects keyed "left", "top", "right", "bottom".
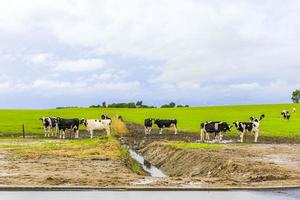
[{"left": 56, "top": 101, "right": 189, "bottom": 109}]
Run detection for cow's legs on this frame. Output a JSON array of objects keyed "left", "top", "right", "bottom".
[
  {"left": 219, "top": 132, "right": 224, "bottom": 142},
  {"left": 106, "top": 128, "right": 111, "bottom": 136},
  {"left": 90, "top": 130, "right": 93, "bottom": 139},
  {"left": 62, "top": 131, "right": 65, "bottom": 139},
  {"left": 145, "top": 127, "right": 151, "bottom": 135},
  {"left": 174, "top": 125, "right": 178, "bottom": 135},
  {"left": 240, "top": 131, "right": 245, "bottom": 143},
  {"left": 148, "top": 127, "right": 152, "bottom": 135},
  {"left": 75, "top": 130, "right": 79, "bottom": 139},
  {"left": 254, "top": 130, "right": 259, "bottom": 143},
  {"left": 200, "top": 129, "right": 204, "bottom": 142},
  {"left": 206, "top": 132, "right": 210, "bottom": 140},
  {"left": 159, "top": 128, "right": 163, "bottom": 134}
]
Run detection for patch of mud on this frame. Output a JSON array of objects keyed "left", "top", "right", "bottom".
[{"left": 0, "top": 151, "right": 143, "bottom": 187}]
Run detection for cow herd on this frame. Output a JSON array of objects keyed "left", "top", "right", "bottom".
[
  {"left": 40, "top": 115, "right": 111, "bottom": 139},
  {"left": 144, "top": 114, "right": 265, "bottom": 143},
  {"left": 40, "top": 107, "right": 296, "bottom": 143}
]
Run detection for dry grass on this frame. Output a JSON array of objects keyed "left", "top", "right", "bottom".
[
  {"left": 1, "top": 137, "right": 122, "bottom": 160},
  {"left": 111, "top": 117, "right": 129, "bottom": 136}
]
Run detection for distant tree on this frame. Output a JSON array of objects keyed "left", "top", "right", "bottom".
[
  {"left": 177, "top": 105, "right": 183, "bottom": 107},
  {"left": 292, "top": 90, "right": 300, "bottom": 103},
  {"left": 161, "top": 102, "right": 176, "bottom": 108},
  {"left": 185, "top": 105, "right": 189, "bottom": 107},
  {"left": 169, "top": 102, "right": 176, "bottom": 108}
]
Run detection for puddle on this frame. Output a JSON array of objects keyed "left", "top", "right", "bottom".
[
  {"left": 258, "top": 155, "right": 300, "bottom": 165},
  {"left": 128, "top": 149, "right": 167, "bottom": 178},
  {"left": 195, "top": 139, "right": 234, "bottom": 144}
]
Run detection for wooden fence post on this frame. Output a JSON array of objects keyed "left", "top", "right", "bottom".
[{"left": 22, "top": 124, "right": 25, "bottom": 138}]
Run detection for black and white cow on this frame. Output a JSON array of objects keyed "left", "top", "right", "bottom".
[
  {"left": 56, "top": 118, "right": 81, "bottom": 139},
  {"left": 233, "top": 114, "right": 265, "bottom": 143},
  {"left": 101, "top": 114, "right": 111, "bottom": 120},
  {"left": 154, "top": 119, "right": 177, "bottom": 134},
  {"left": 144, "top": 118, "right": 153, "bottom": 134},
  {"left": 281, "top": 110, "right": 291, "bottom": 120},
  {"left": 81, "top": 119, "right": 112, "bottom": 138},
  {"left": 40, "top": 117, "right": 58, "bottom": 137},
  {"left": 200, "top": 121, "right": 231, "bottom": 142}
]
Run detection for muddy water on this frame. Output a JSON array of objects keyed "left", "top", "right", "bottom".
[
  {"left": 128, "top": 149, "right": 166, "bottom": 178},
  {"left": 0, "top": 190, "right": 299, "bottom": 200}
]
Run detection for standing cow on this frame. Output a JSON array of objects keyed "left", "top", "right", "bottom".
[
  {"left": 233, "top": 114, "right": 265, "bottom": 143},
  {"left": 144, "top": 118, "right": 153, "bottom": 134},
  {"left": 81, "top": 119, "right": 112, "bottom": 138},
  {"left": 40, "top": 117, "right": 58, "bottom": 137},
  {"left": 281, "top": 110, "right": 291, "bottom": 120},
  {"left": 154, "top": 119, "right": 178, "bottom": 134},
  {"left": 200, "top": 121, "right": 231, "bottom": 142},
  {"left": 56, "top": 118, "right": 81, "bottom": 139}
]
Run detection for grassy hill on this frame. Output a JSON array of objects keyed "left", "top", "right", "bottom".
[{"left": 0, "top": 103, "right": 299, "bottom": 139}]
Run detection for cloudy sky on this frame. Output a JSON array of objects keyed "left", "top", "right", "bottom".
[{"left": 0, "top": 0, "right": 299, "bottom": 108}]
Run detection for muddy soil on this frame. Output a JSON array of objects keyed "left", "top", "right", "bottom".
[{"left": 0, "top": 150, "right": 144, "bottom": 187}]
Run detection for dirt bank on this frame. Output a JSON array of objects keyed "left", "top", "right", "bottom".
[{"left": 140, "top": 142, "right": 300, "bottom": 187}]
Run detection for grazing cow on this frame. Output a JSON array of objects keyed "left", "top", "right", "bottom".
[
  {"left": 81, "top": 119, "right": 112, "bottom": 138},
  {"left": 154, "top": 119, "right": 177, "bottom": 134},
  {"left": 40, "top": 117, "right": 58, "bottom": 137},
  {"left": 101, "top": 114, "right": 111, "bottom": 120},
  {"left": 200, "top": 121, "right": 231, "bottom": 142},
  {"left": 233, "top": 114, "right": 265, "bottom": 143},
  {"left": 56, "top": 118, "right": 80, "bottom": 139},
  {"left": 144, "top": 118, "right": 153, "bottom": 134},
  {"left": 281, "top": 110, "right": 291, "bottom": 120}
]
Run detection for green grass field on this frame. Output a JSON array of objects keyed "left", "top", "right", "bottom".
[{"left": 0, "top": 103, "right": 299, "bottom": 138}]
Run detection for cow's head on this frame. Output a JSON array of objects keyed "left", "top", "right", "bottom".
[
  {"left": 80, "top": 119, "right": 87, "bottom": 127},
  {"left": 223, "top": 123, "right": 232, "bottom": 132},
  {"left": 233, "top": 121, "right": 239, "bottom": 128},
  {"left": 40, "top": 117, "right": 50, "bottom": 127}
]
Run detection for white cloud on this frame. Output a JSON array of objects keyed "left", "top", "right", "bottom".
[
  {"left": 229, "top": 82, "right": 260, "bottom": 90},
  {"left": 31, "top": 53, "right": 53, "bottom": 63},
  {"left": 53, "top": 58, "right": 104, "bottom": 72}
]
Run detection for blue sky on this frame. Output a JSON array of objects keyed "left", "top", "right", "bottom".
[{"left": 0, "top": 0, "right": 300, "bottom": 108}]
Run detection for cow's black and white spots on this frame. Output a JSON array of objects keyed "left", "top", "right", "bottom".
[
  {"left": 81, "top": 119, "right": 112, "bottom": 138},
  {"left": 154, "top": 119, "right": 177, "bottom": 134},
  {"left": 233, "top": 114, "right": 265, "bottom": 143},
  {"left": 144, "top": 118, "right": 153, "bottom": 134},
  {"left": 56, "top": 118, "right": 80, "bottom": 139},
  {"left": 200, "top": 121, "right": 231, "bottom": 142},
  {"left": 281, "top": 110, "right": 291, "bottom": 120},
  {"left": 40, "top": 117, "right": 58, "bottom": 137}
]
